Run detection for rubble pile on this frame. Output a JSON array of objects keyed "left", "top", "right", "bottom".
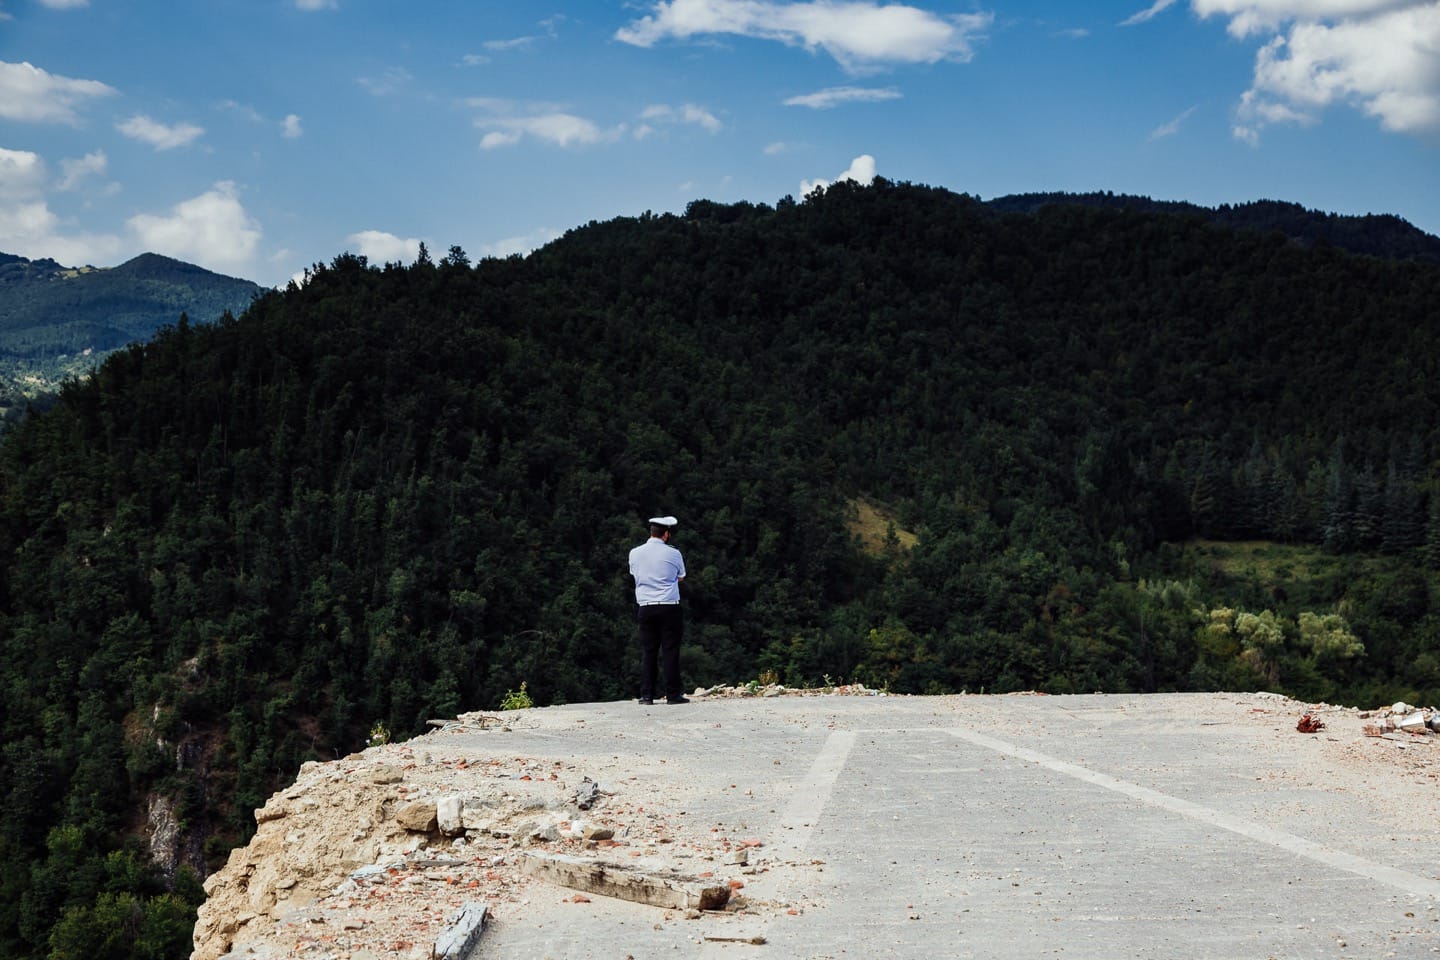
[
  {"left": 690, "top": 680, "right": 886, "bottom": 699},
  {"left": 194, "top": 747, "right": 760, "bottom": 960},
  {"left": 1360, "top": 701, "right": 1440, "bottom": 738}
]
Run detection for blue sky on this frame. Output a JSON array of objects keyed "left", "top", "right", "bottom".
[{"left": 2, "top": 0, "right": 1437, "bottom": 288}]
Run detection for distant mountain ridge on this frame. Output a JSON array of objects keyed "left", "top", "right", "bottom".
[
  {"left": 984, "top": 192, "right": 1440, "bottom": 263},
  {"left": 0, "top": 250, "right": 265, "bottom": 407}
]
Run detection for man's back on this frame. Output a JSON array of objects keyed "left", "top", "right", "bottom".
[{"left": 629, "top": 537, "right": 685, "bottom": 605}]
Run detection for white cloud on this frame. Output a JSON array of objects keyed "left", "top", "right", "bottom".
[
  {"left": 219, "top": 100, "right": 266, "bottom": 124},
  {"left": 357, "top": 67, "right": 413, "bottom": 96},
  {"left": 281, "top": 114, "right": 304, "bottom": 138},
  {"left": 38, "top": 0, "right": 88, "bottom": 8},
  {"left": 485, "top": 36, "right": 539, "bottom": 51},
  {"left": 0, "top": 200, "right": 55, "bottom": 243},
  {"left": 1233, "top": 124, "right": 1260, "bottom": 146},
  {"left": 461, "top": 53, "right": 492, "bottom": 66},
  {"left": 57, "top": 149, "right": 108, "bottom": 191},
  {"left": 294, "top": 0, "right": 337, "bottom": 9},
  {"left": 479, "top": 226, "right": 561, "bottom": 259},
  {"left": 1194, "top": 1, "right": 1440, "bottom": 139},
  {"left": 763, "top": 141, "right": 791, "bottom": 154},
  {"left": 483, "top": 15, "right": 561, "bottom": 51},
  {"left": 117, "top": 114, "right": 204, "bottom": 150},
  {"left": 1121, "top": 0, "right": 1179, "bottom": 26},
  {"left": 1149, "top": 105, "right": 1198, "bottom": 138},
  {"left": 617, "top": 0, "right": 993, "bottom": 72},
  {"left": 0, "top": 147, "right": 48, "bottom": 200},
  {"left": 784, "top": 85, "right": 902, "bottom": 108},
  {"left": 474, "top": 108, "right": 611, "bottom": 149},
  {"left": 479, "top": 130, "right": 524, "bottom": 149},
  {"left": 127, "top": 181, "right": 261, "bottom": 270},
  {"left": 0, "top": 60, "right": 116, "bottom": 123},
  {"left": 0, "top": 150, "right": 123, "bottom": 265},
  {"left": 0, "top": 200, "right": 117, "bottom": 265},
  {"left": 800, "top": 153, "right": 877, "bottom": 196},
  {"left": 681, "top": 103, "right": 721, "bottom": 131},
  {"left": 345, "top": 229, "right": 423, "bottom": 264},
  {"left": 1192, "top": 0, "right": 1411, "bottom": 38},
  {"left": 640, "top": 102, "right": 722, "bottom": 132}
]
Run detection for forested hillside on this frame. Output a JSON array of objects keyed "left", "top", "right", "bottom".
[
  {"left": 985, "top": 192, "right": 1440, "bottom": 263},
  {"left": 0, "top": 252, "right": 264, "bottom": 421},
  {"left": 3, "top": 180, "right": 1440, "bottom": 958}
]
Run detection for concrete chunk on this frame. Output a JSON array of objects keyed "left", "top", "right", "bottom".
[
  {"left": 519, "top": 852, "right": 731, "bottom": 911},
  {"left": 1398, "top": 711, "right": 1429, "bottom": 733},
  {"left": 432, "top": 901, "right": 489, "bottom": 960}
]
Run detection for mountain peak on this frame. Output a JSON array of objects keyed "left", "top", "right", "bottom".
[{"left": 0, "top": 250, "right": 265, "bottom": 397}]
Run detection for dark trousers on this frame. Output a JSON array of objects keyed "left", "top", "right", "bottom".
[{"left": 637, "top": 603, "right": 683, "bottom": 700}]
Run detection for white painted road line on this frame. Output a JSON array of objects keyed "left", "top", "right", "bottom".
[
  {"left": 768, "top": 729, "right": 856, "bottom": 868},
  {"left": 946, "top": 726, "right": 1440, "bottom": 900}
]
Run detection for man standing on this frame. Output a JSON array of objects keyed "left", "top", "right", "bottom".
[{"left": 628, "top": 515, "right": 688, "bottom": 705}]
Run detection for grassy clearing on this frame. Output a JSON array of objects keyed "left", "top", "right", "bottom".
[
  {"left": 1186, "top": 540, "right": 1354, "bottom": 584},
  {"left": 847, "top": 498, "right": 918, "bottom": 558}
]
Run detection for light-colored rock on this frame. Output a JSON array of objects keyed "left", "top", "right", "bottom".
[
  {"left": 529, "top": 822, "right": 562, "bottom": 843},
  {"left": 146, "top": 794, "right": 182, "bottom": 879},
  {"left": 395, "top": 800, "right": 437, "bottom": 832},
  {"left": 437, "top": 795, "right": 464, "bottom": 835},
  {"left": 255, "top": 800, "right": 288, "bottom": 824},
  {"left": 369, "top": 764, "right": 404, "bottom": 784},
  {"left": 460, "top": 808, "right": 497, "bottom": 832}
]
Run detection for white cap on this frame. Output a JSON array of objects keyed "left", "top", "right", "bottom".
[{"left": 648, "top": 515, "right": 678, "bottom": 527}]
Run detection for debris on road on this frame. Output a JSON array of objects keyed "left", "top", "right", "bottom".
[
  {"left": 1359, "top": 701, "right": 1438, "bottom": 738},
  {"left": 574, "top": 775, "right": 601, "bottom": 809},
  {"left": 519, "top": 851, "right": 733, "bottom": 911},
  {"left": 1296, "top": 713, "right": 1326, "bottom": 733},
  {"left": 689, "top": 681, "right": 887, "bottom": 699},
  {"left": 704, "top": 934, "right": 769, "bottom": 944},
  {"left": 433, "top": 901, "right": 489, "bottom": 960},
  {"left": 193, "top": 743, "right": 757, "bottom": 960}
]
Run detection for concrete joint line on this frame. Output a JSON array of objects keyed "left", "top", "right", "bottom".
[{"left": 946, "top": 727, "right": 1440, "bottom": 900}]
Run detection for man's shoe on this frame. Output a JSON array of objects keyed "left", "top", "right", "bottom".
[
  {"left": 638, "top": 697, "right": 654, "bottom": 705},
  {"left": 666, "top": 696, "right": 690, "bottom": 704}
]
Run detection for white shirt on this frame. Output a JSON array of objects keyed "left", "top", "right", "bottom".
[{"left": 629, "top": 537, "right": 685, "bottom": 604}]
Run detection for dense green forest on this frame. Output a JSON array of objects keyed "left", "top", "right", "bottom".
[
  {"left": 3, "top": 180, "right": 1440, "bottom": 958},
  {"left": 985, "top": 193, "right": 1440, "bottom": 263},
  {"left": 0, "top": 252, "right": 263, "bottom": 422}
]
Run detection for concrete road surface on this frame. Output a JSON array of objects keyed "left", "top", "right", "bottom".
[{"left": 444, "top": 692, "right": 1440, "bottom": 960}]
